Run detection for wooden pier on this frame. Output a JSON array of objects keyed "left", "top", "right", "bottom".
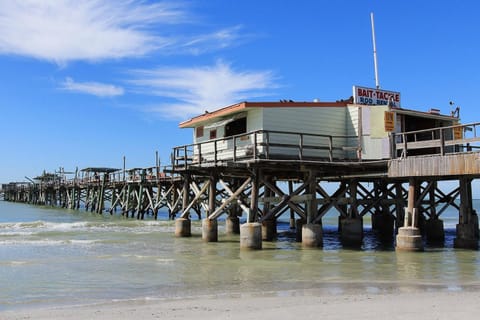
[
  {"left": 2, "top": 167, "right": 183, "bottom": 220},
  {"left": 2, "top": 121, "right": 480, "bottom": 250}
]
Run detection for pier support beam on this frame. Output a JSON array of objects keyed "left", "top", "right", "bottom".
[
  {"left": 262, "top": 219, "right": 277, "bottom": 241},
  {"left": 301, "top": 171, "right": 322, "bottom": 247},
  {"left": 261, "top": 176, "right": 276, "bottom": 241},
  {"left": 296, "top": 219, "right": 305, "bottom": 242},
  {"left": 174, "top": 218, "right": 191, "bottom": 237},
  {"left": 455, "top": 222, "right": 478, "bottom": 249},
  {"left": 425, "top": 219, "right": 445, "bottom": 244},
  {"left": 288, "top": 181, "right": 296, "bottom": 229},
  {"left": 175, "top": 174, "right": 192, "bottom": 237},
  {"left": 454, "top": 178, "right": 479, "bottom": 249},
  {"left": 225, "top": 187, "right": 241, "bottom": 235},
  {"left": 372, "top": 212, "right": 395, "bottom": 239},
  {"left": 201, "top": 175, "right": 218, "bottom": 242},
  {"left": 396, "top": 179, "right": 424, "bottom": 251},
  {"left": 341, "top": 218, "right": 363, "bottom": 246},
  {"left": 340, "top": 180, "right": 363, "bottom": 246},
  {"left": 240, "top": 222, "right": 262, "bottom": 250},
  {"left": 226, "top": 215, "right": 240, "bottom": 235},
  {"left": 302, "top": 223, "right": 323, "bottom": 247},
  {"left": 396, "top": 226, "right": 423, "bottom": 251},
  {"left": 239, "top": 170, "right": 262, "bottom": 249},
  {"left": 202, "top": 219, "right": 218, "bottom": 242}
]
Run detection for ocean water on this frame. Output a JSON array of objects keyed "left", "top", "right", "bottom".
[{"left": 1, "top": 200, "right": 480, "bottom": 311}]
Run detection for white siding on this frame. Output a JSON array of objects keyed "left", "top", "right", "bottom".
[
  {"left": 247, "top": 108, "right": 263, "bottom": 131},
  {"left": 261, "top": 107, "right": 350, "bottom": 159},
  {"left": 346, "top": 106, "right": 359, "bottom": 136},
  {"left": 359, "top": 105, "right": 392, "bottom": 160},
  {"left": 345, "top": 106, "right": 360, "bottom": 159},
  {"left": 192, "top": 110, "right": 261, "bottom": 162},
  {"left": 190, "top": 106, "right": 366, "bottom": 161},
  {"left": 262, "top": 107, "right": 346, "bottom": 135}
]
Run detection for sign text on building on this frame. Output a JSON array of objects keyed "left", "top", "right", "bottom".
[
  {"left": 353, "top": 85, "right": 401, "bottom": 108},
  {"left": 384, "top": 111, "right": 395, "bottom": 132}
]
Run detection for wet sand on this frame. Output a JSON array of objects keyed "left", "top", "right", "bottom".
[{"left": 2, "top": 290, "right": 479, "bottom": 320}]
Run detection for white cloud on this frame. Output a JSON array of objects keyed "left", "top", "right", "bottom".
[
  {"left": 60, "top": 77, "right": 124, "bottom": 97},
  {"left": 179, "top": 25, "right": 251, "bottom": 55},
  {"left": 0, "top": 0, "right": 186, "bottom": 64},
  {"left": 130, "top": 61, "right": 278, "bottom": 119},
  {"left": 0, "top": 1, "right": 253, "bottom": 64}
]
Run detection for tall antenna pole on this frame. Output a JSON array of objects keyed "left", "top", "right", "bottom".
[{"left": 370, "top": 12, "right": 380, "bottom": 89}]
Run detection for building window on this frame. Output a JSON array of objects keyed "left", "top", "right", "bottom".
[
  {"left": 209, "top": 129, "right": 217, "bottom": 139},
  {"left": 225, "top": 117, "right": 247, "bottom": 137},
  {"left": 196, "top": 126, "right": 204, "bottom": 138}
]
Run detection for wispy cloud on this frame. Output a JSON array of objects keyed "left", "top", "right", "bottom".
[
  {"left": 179, "top": 25, "right": 252, "bottom": 55},
  {"left": 0, "top": 1, "right": 253, "bottom": 64},
  {"left": 0, "top": 0, "right": 186, "bottom": 64},
  {"left": 60, "top": 77, "right": 124, "bottom": 97},
  {"left": 130, "top": 61, "right": 278, "bottom": 119}
]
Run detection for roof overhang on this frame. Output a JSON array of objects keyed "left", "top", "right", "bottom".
[
  {"left": 179, "top": 101, "right": 349, "bottom": 128},
  {"left": 349, "top": 103, "right": 459, "bottom": 122},
  {"left": 393, "top": 108, "right": 459, "bottom": 122}
]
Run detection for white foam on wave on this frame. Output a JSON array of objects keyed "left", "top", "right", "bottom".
[
  {"left": 0, "top": 238, "right": 100, "bottom": 246},
  {"left": 44, "top": 221, "right": 90, "bottom": 231},
  {"left": 0, "top": 219, "right": 174, "bottom": 237},
  {"left": 5, "top": 260, "right": 30, "bottom": 266},
  {"left": 0, "top": 231, "right": 35, "bottom": 236},
  {"left": 68, "top": 239, "right": 99, "bottom": 245},
  {"left": 0, "top": 239, "right": 66, "bottom": 246},
  {"left": 0, "top": 221, "right": 101, "bottom": 237}
]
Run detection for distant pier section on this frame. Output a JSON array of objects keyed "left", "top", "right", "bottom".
[{"left": 3, "top": 86, "right": 480, "bottom": 250}]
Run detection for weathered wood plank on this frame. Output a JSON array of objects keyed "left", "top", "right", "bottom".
[{"left": 389, "top": 152, "right": 480, "bottom": 177}]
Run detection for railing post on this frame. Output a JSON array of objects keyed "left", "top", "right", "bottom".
[
  {"left": 265, "top": 131, "right": 270, "bottom": 159},
  {"left": 253, "top": 132, "right": 258, "bottom": 159},
  {"left": 198, "top": 143, "right": 202, "bottom": 164},
  {"left": 440, "top": 128, "right": 445, "bottom": 156},
  {"left": 403, "top": 133, "right": 408, "bottom": 158},
  {"left": 390, "top": 132, "right": 396, "bottom": 159},
  {"left": 233, "top": 136, "right": 237, "bottom": 162},
  {"left": 328, "top": 136, "right": 333, "bottom": 161},
  {"left": 214, "top": 140, "right": 218, "bottom": 164},
  {"left": 183, "top": 146, "right": 187, "bottom": 169},
  {"left": 299, "top": 134, "right": 304, "bottom": 160}
]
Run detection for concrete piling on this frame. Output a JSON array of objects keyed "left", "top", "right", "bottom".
[
  {"left": 240, "top": 222, "right": 262, "bottom": 250},
  {"left": 202, "top": 218, "right": 218, "bottom": 242},
  {"left": 262, "top": 220, "right": 277, "bottom": 241},
  {"left": 225, "top": 216, "right": 240, "bottom": 235},
  {"left": 425, "top": 219, "right": 445, "bottom": 243},
  {"left": 340, "top": 218, "right": 363, "bottom": 246},
  {"left": 372, "top": 213, "right": 395, "bottom": 239},
  {"left": 454, "top": 222, "right": 479, "bottom": 249},
  {"left": 295, "top": 219, "right": 305, "bottom": 242},
  {"left": 396, "top": 227, "right": 423, "bottom": 251},
  {"left": 302, "top": 223, "right": 323, "bottom": 247},
  {"left": 175, "top": 218, "right": 191, "bottom": 237}
]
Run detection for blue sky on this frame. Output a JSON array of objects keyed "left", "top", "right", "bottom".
[{"left": 0, "top": 0, "right": 479, "bottom": 183}]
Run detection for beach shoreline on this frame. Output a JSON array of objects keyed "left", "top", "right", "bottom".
[{"left": 2, "top": 290, "right": 479, "bottom": 320}]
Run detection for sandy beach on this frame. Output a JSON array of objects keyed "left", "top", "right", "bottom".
[{"left": 2, "top": 290, "right": 479, "bottom": 320}]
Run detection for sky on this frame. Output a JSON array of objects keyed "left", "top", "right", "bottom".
[{"left": 0, "top": 0, "right": 479, "bottom": 184}]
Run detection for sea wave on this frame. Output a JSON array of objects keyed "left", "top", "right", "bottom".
[
  {"left": 0, "top": 220, "right": 88, "bottom": 231},
  {"left": 0, "top": 238, "right": 100, "bottom": 246},
  {"left": 0, "top": 220, "right": 173, "bottom": 235}
]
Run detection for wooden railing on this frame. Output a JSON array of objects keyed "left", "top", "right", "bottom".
[
  {"left": 172, "top": 129, "right": 360, "bottom": 169},
  {"left": 1, "top": 166, "right": 176, "bottom": 193},
  {"left": 391, "top": 122, "right": 480, "bottom": 159}
]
